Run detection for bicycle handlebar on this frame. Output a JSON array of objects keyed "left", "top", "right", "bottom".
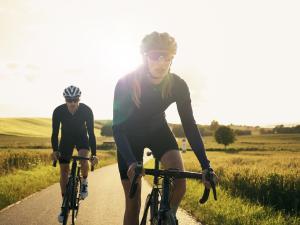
[
  {"left": 129, "top": 163, "right": 217, "bottom": 204},
  {"left": 52, "top": 156, "right": 94, "bottom": 171}
]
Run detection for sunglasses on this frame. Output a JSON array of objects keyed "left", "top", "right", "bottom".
[
  {"left": 65, "top": 98, "right": 80, "bottom": 103},
  {"left": 146, "top": 52, "right": 173, "bottom": 61}
]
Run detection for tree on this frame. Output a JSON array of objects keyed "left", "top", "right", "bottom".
[
  {"left": 273, "top": 125, "right": 284, "bottom": 134},
  {"left": 101, "top": 121, "right": 113, "bottom": 137},
  {"left": 210, "top": 120, "right": 220, "bottom": 132},
  {"left": 214, "top": 126, "right": 236, "bottom": 149},
  {"left": 260, "top": 128, "right": 273, "bottom": 135}
]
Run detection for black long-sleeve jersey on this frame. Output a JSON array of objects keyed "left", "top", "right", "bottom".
[{"left": 51, "top": 103, "right": 96, "bottom": 156}]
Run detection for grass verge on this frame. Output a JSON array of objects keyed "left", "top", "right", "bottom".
[{"left": 0, "top": 150, "right": 116, "bottom": 210}]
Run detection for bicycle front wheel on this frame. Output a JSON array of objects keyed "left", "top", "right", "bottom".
[
  {"left": 158, "top": 210, "right": 177, "bottom": 225},
  {"left": 62, "top": 183, "right": 72, "bottom": 225},
  {"left": 150, "top": 189, "right": 159, "bottom": 225},
  {"left": 140, "top": 194, "right": 151, "bottom": 225},
  {"left": 140, "top": 188, "right": 160, "bottom": 225},
  {"left": 71, "top": 175, "right": 81, "bottom": 224}
]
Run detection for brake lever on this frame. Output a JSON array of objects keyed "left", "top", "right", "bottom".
[
  {"left": 199, "top": 187, "right": 210, "bottom": 204},
  {"left": 211, "top": 179, "right": 217, "bottom": 200},
  {"left": 52, "top": 152, "right": 61, "bottom": 167},
  {"left": 199, "top": 170, "right": 217, "bottom": 204}
]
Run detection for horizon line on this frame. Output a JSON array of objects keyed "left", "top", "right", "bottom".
[{"left": 0, "top": 117, "right": 299, "bottom": 128}]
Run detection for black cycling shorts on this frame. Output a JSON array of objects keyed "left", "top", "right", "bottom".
[
  {"left": 58, "top": 135, "right": 90, "bottom": 164},
  {"left": 117, "top": 124, "right": 179, "bottom": 180}
]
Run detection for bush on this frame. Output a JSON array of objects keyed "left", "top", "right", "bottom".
[
  {"left": 260, "top": 128, "right": 273, "bottom": 134},
  {"left": 0, "top": 150, "right": 51, "bottom": 175},
  {"left": 234, "top": 129, "right": 252, "bottom": 136},
  {"left": 101, "top": 121, "right": 113, "bottom": 137},
  {"left": 273, "top": 125, "right": 300, "bottom": 134}
]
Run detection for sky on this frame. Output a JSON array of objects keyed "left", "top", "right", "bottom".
[{"left": 0, "top": 0, "right": 299, "bottom": 126}]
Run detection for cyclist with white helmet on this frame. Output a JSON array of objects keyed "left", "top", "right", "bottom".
[
  {"left": 113, "top": 32, "right": 217, "bottom": 225},
  {"left": 51, "top": 85, "right": 98, "bottom": 223}
]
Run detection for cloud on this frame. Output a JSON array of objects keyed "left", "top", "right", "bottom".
[
  {"left": 6, "top": 63, "right": 19, "bottom": 70},
  {"left": 24, "top": 64, "right": 40, "bottom": 81},
  {"left": 64, "top": 68, "right": 84, "bottom": 76},
  {"left": 26, "top": 64, "right": 40, "bottom": 71},
  {"left": 0, "top": 62, "right": 41, "bottom": 82}
]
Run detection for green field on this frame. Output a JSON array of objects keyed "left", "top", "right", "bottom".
[
  {"left": 177, "top": 133, "right": 300, "bottom": 151},
  {"left": 145, "top": 149, "right": 300, "bottom": 225},
  {"left": 0, "top": 118, "right": 52, "bottom": 137},
  {"left": 0, "top": 118, "right": 113, "bottom": 149},
  {"left": 0, "top": 118, "right": 105, "bottom": 138},
  {"left": 146, "top": 134, "right": 300, "bottom": 225}
]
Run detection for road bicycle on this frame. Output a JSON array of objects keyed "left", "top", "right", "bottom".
[
  {"left": 129, "top": 153, "right": 217, "bottom": 225},
  {"left": 53, "top": 156, "right": 94, "bottom": 225}
]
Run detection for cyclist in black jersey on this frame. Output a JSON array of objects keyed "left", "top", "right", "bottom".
[
  {"left": 113, "top": 32, "right": 217, "bottom": 225},
  {"left": 51, "top": 85, "right": 98, "bottom": 223}
]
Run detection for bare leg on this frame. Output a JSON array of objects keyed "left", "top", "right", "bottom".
[
  {"left": 160, "top": 150, "right": 186, "bottom": 214},
  {"left": 121, "top": 179, "right": 141, "bottom": 225},
  {"left": 59, "top": 163, "right": 70, "bottom": 196},
  {"left": 78, "top": 149, "right": 89, "bottom": 178}
]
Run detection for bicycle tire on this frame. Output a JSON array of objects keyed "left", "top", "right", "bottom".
[
  {"left": 158, "top": 210, "right": 177, "bottom": 225},
  {"left": 140, "top": 187, "right": 160, "bottom": 225},
  {"left": 76, "top": 177, "right": 81, "bottom": 217},
  {"left": 71, "top": 174, "right": 81, "bottom": 224},
  {"left": 62, "top": 182, "right": 72, "bottom": 225},
  {"left": 150, "top": 189, "right": 159, "bottom": 225},
  {"left": 140, "top": 194, "right": 151, "bottom": 225}
]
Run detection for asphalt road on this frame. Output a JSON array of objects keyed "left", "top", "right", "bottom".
[{"left": 0, "top": 163, "right": 201, "bottom": 225}]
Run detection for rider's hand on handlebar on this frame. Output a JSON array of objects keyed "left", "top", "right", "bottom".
[
  {"left": 127, "top": 162, "right": 144, "bottom": 182},
  {"left": 51, "top": 151, "right": 60, "bottom": 161},
  {"left": 202, "top": 168, "right": 218, "bottom": 189},
  {"left": 90, "top": 155, "right": 99, "bottom": 166}
]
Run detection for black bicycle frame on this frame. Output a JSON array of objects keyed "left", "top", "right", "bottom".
[
  {"left": 130, "top": 157, "right": 217, "bottom": 225},
  {"left": 53, "top": 156, "right": 93, "bottom": 225}
]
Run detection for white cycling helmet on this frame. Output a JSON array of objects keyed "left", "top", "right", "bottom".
[{"left": 63, "top": 85, "right": 81, "bottom": 98}]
